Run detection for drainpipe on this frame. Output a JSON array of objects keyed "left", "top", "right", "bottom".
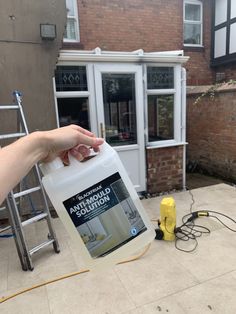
[{"left": 181, "top": 67, "right": 187, "bottom": 191}]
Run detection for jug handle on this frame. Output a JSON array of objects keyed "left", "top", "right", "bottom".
[{"left": 68, "top": 141, "right": 114, "bottom": 168}]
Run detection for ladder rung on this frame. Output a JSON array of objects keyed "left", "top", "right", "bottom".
[
  {"left": 29, "top": 239, "right": 54, "bottom": 256},
  {"left": 0, "top": 105, "right": 19, "bottom": 110},
  {"left": 13, "top": 186, "right": 41, "bottom": 198},
  {"left": 22, "top": 213, "right": 48, "bottom": 227},
  {"left": 0, "top": 225, "right": 12, "bottom": 234},
  {"left": 0, "top": 132, "right": 26, "bottom": 140}
]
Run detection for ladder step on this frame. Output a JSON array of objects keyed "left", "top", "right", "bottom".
[
  {"left": 29, "top": 239, "right": 54, "bottom": 256},
  {"left": 0, "top": 132, "right": 26, "bottom": 140},
  {"left": 0, "top": 105, "right": 19, "bottom": 110},
  {"left": 13, "top": 186, "right": 41, "bottom": 199},
  {"left": 1, "top": 91, "right": 59, "bottom": 271},
  {"left": 0, "top": 225, "right": 12, "bottom": 234},
  {"left": 22, "top": 213, "right": 48, "bottom": 227}
]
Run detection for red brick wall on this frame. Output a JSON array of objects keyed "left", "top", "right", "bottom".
[
  {"left": 214, "top": 64, "right": 236, "bottom": 82},
  {"left": 187, "top": 88, "right": 236, "bottom": 181},
  {"left": 183, "top": 0, "right": 214, "bottom": 85},
  {"left": 77, "top": 0, "right": 183, "bottom": 51},
  {"left": 146, "top": 146, "right": 183, "bottom": 194},
  {"left": 62, "top": 0, "right": 214, "bottom": 86}
]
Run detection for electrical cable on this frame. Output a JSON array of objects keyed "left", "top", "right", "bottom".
[
  {"left": 154, "top": 186, "right": 236, "bottom": 252},
  {"left": 0, "top": 234, "right": 14, "bottom": 238},
  {"left": 173, "top": 187, "right": 236, "bottom": 252},
  {"left": 0, "top": 243, "right": 151, "bottom": 304}
]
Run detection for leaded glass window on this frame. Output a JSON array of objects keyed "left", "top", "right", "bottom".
[
  {"left": 147, "top": 67, "right": 174, "bottom": 89},
  {"left": 55, "top": 66, "right": 87, "bottom": 92},
  {"left": 146, "top": 65, "right": 178, "bottom": 144}
]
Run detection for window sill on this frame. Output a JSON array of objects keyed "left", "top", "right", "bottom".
[
  {"left": 62, "top": 42, "right": 84, "bottom": 49},
  {"left": 146, "top": 142, "right": 188, "bottom": 149},
  {"left": 183, "top": 45, "right": 205, "bottom": 52}
]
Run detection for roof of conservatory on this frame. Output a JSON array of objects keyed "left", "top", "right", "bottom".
[{"left": 59, "top": 47, "right": 189, "bottom": 64}]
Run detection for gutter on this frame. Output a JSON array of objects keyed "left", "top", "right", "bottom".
[{"left": 58, "top": 47, "right": 189, "bottom": 64}]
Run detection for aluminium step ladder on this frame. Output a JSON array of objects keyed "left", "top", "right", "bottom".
[{"left": 0, "top": 91, "right": 60, "bottom": 271}]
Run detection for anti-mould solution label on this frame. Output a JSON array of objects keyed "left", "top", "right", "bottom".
[{"left": 63, "top": 172, "right": 147, "bottom": 258}]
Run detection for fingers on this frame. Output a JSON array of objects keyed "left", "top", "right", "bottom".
[
  {"left": 68, "top": 124, "right": 104, "bottom": 148},
  {"left": 70, "top": 145, "right": 91, "bottom": 161},
  {"left": 71, "top": 124, "right": 94, "bottom": 137},
  {"left": 44, "top": 125, "right": 104, "bottom": 163},
  {"left": 76, "top": 131, "right": 104, "bottom": 148}
]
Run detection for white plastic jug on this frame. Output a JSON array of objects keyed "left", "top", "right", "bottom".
[{"left": 40, "top": 142, "right": 155, "bottom": 270}]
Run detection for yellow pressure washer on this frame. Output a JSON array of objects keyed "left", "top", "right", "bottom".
[{"left": 155, "top": 197, "right": 176, "bottom": 241}]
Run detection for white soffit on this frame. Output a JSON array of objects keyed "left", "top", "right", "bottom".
[{"left": 59, "top": 47, "right": 189, "bottom": 64}]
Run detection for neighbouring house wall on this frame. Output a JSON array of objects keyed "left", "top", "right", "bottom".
[
  {"left": 63, "top": 0, "right": 214, "bottom": 86},
  {"left": 0, "top": 0, "right": 67, "bottom": 133},
  {"left": 146, "top": 146, "right": 183, "bottom": 194},
  {"left": 187, "top": 85, "right": 236, "bottom": 182},
  {"left": 0, "top": 1, "right": 66, "bottom": 219},
  {"left": 214, "top": 63, "right": 236, "bottom": 82},
  {"left": 183, "top": 0, "right": 213, "bottom": 85}
]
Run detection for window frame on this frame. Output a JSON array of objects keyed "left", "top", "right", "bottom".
[
  {"left": 211, "top": 0, "right": 236, "bottom": 66},
  {"left": 63, "top": 0, "right": 80, "bottom": 43},
  {"left": 53, "top": 63, "right": 98, "bottom": 135},
  {"left": 183, "top": 0, "right": 203, "bottom": 47},
  {"left": 145, "top": 64, "right": 182, "bottom": 148}
]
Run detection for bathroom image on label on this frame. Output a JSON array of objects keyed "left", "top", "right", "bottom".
[{"left": 75, "top": 175, "right": 147, "bottom": 258}]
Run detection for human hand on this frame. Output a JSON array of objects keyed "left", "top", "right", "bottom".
[{"left": 41, "top": 124, "right": 104, "bottom": 163}]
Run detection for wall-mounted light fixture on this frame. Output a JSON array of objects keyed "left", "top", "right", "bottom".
[{"left": 40, "top": 24, "right": 56, "bottom": 40}]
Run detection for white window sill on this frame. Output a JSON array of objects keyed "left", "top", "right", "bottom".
[
  {"left": 63, "top": 39, "right": 80, "bottom": 43},
  {"left": 146, "top": 142, "right": 188, "bottom": 149},
  {"left": 184, "top": 44, "right": 204, "bottom": 48}
]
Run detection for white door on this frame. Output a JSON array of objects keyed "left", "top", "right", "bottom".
[{"left": 94, "top": 64, "right": 146, "bottom": 192}]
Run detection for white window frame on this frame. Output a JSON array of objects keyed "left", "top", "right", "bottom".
[
  {"left": 145, "top": 64, "right": 182, "bottom": 148},
  {"left": 184, "top": 0, "right": 203, "bottom": 47},
  {"left": 53, "top": 63, "right": 98, "bottom": 135},
  {"left": 63, "top": 0, "right": 80, "bottom": 42}
]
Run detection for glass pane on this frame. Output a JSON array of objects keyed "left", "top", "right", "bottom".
[
  {"left": 231, "top": 1, "right": 236, "bottom": 19},
  {"left": 185, "top": 3, "right": 200, "bottom": 21},
  {"left": 147, "top": 67, "right": 174, "bottom": 89},
  {"left": 215, "top": 0, "right": 227, "bottom": 25},
  {"left": 148, "top": 95, "right": 174, "bottom": 142},
  {"left": 102, "top": 73, "right": 137, "bottom": 146},
  {"left": 57, "top": 97, "right": 91, "bottom": 130},
  {"left": 66, "top": 0, "right": 75, "bottom": 16},
  {"left": 230, "top": 23, "right": 236, "bottom": 54},
  {"left": 55, "top": 66, "right": 87, "bottom": 92},
  {"left": 214, "top": 27, "right": 227, "bottom": 57},
  {"left": 184, "top": 23, "right": 201, "bottom": 44},
  {"left": 65, "top": 18, "right": 77, "bottom": 40}
]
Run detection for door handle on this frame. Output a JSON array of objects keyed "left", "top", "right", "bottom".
[{"left": 100, "top": 122, "right": 105, "bottom": 138}]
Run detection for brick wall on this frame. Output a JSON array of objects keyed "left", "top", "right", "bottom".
[
  {"left": 77, "top": 0, "right": 183, "bottom": 51},
  {"left": 62, "top": 0, "right": 214, "bottom": 86},
  {"left": 183, "top": 0, "right": 213, "bottom": 85},
  {"left": 146, "top": 146, "right": 183, "bottom": 194},
  {"left": 214, "top": 63, "right": 236, "bottom": 82},
  {"left": 187, "top": 86, "right": 236, "bottom": 182}
]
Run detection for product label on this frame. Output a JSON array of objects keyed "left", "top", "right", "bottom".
[{"left": 63, "top": 172, "right": 147, "bottom": 258}]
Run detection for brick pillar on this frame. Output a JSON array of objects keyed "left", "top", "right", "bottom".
[{"left": 146, "top": 146, "right": 183, "bottom": 194}]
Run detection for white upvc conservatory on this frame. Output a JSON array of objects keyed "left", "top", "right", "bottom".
[{"left": 54, "top": 48, "right": 189, "bottom": 193}]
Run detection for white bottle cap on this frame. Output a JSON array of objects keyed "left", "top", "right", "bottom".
[{"left": 39, "top": 157, "right": 64, "bottom": 175}]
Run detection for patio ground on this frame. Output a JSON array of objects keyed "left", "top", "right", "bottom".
[{"left": 1, "top": 182, "right": 236, "bottom": 313}]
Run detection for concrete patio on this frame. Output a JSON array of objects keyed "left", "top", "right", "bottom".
[{"left": 1, "top": 183, "right": 236, "bottom": 313}]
